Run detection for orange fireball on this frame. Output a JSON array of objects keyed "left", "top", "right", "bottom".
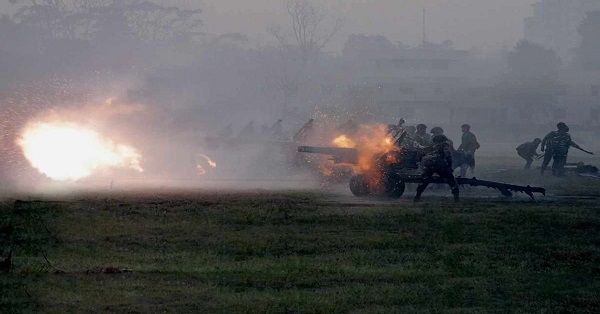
[{"left": 17, "top": 122, "right": 143, "bottom": 181}]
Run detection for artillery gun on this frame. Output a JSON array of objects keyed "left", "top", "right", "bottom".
[{"left": 297, "top": 139, "right": 546, "bottom": 201}]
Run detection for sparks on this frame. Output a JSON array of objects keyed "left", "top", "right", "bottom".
[{"left": 196, "top": 153, "right": 217, "bottom": 175}]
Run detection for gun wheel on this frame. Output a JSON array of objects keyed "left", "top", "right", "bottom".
[
  {"left": 349, "top": 175, "right": 370, "bottom": 196},
  {"left": 383, "top": 173, "right": 405, "bottom": 199}
]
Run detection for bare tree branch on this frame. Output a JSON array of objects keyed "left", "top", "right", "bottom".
[{"left": 277, "top": 0, "right": 342, "bottom": 63}]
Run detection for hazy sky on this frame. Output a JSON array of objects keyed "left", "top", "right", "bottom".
[
  {"left": 2, "top": 0, "right": 536, "bottom": 52},
  {"left": 199, "top": 0, "right": 536, "bottom": 53}
]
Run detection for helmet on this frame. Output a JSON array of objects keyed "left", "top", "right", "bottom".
[
  {"left": 430, "top": 127, "right": 444, "bottom": 134},
  {"left": 416, "top": 123, "right": 427, "bottom": 131},
  {"left": 431, "top": 134, "right": 448, "bottom": 143},
  {"left": 461, "top": 124, "right": 471, "bottom": 130},
  {"left": 557, "top": 122, "right": 568, "bottom": 130}
]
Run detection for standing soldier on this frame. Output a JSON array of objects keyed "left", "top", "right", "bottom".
[
  {"left": 414, "top": 134, "right": 460, "bottom": 203},
  {"left": 516, "top": 138, "right": 541, "bottom": 169},
  {"left": 414, "top": 124, "right": 431, "bottom": 146},
  {"left": 540, "top": 126, "right": 558, "bottom": 175},
  {"left": 551, "top": 122, "right": 593, "bottom": 176},
  {"left": 458, "top": 124, "right": 480, "bottom": 176}
]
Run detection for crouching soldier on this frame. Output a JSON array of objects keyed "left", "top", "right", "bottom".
[
  {"left": 516, "top": 138, "right": 541, "bottom": 169},
  {"left": 414, "top": 134, "right": 460, "bottom": 203}
]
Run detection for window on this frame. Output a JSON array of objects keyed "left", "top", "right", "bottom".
[
  {"left": 592, "top": 108, "right": 599, "bottom": 121},
  {"left": 398, "top": 86, "right": 415, "bottom": 95},
  {"left": 397, "top": 107, "right": 415, "bottom": 119},
  {"left": 519, "top": 106, "right": 533, "bottom": 123},
  {"left": 554, "top": 108, "right": 567, "bottom": 119},
  {"left": 321, "top": 84, "right": 335, "bottom": 97},
  {"left": 392, "top": 59, "right": 405, "bottom": 69},
  {"left": 432, "top": 59, "right": 449, "bottom": 71},
  {"left": 434, "top": 83, "right": 443, "bottom": 94}
]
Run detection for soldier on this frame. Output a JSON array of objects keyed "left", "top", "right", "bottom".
[
  {"left": 385, "top": 118, "right": 405, "bottom": 140},
  {"left": 551, "top": 122, "right": 593, "bottom": 176},
  {"left": 430, "top": 127, "right": 454, "bottom": 151},
  {"left": 457, "top": 124, "right": 480, "bottom": 176},
  {"left": 414, "top": 124, "right": 431, "bottom": 146},
  {"left": 516, "top": 138, "right": 542, "bottom": 169},
  {"left": 238, "top": 121, "right": 255, "bottom": 138},
  {"left": 293, "top": 119, "right": 314, "bottom": 143},
  {"left": 406, "top": 125, "right": 417, "bottom": 137},
  {"left": 414, "top": 134, "right": 460, "bottom": 202},
  {"left": 269, "top": 119, "right": 283, "bottom": 139},
  {"left": 540, "top": 127, "right": 558, "bottom": 175}
]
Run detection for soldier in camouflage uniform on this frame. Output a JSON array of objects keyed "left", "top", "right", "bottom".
[
  {"left": 430, "top": 127, "right": 454, "bottom": 151},
  {"left": 516, "top": 138, "right": 541, "bottom": 169},
  {"left": 540, "top": 127, "right": 558, "bottom": 175},
  {"left": 414, "top": 134, "right": 460, "bottom": 203},
  {"left": 458, "top": 124, "right": 479, "bottom": 177},
  {"left": 414, "top": 124, "right": 431, "bottom": 146},
  {"left": 551, "top": 122, "right": 590, "bottom": 176}
]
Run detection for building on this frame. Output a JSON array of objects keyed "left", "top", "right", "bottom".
[{"left": 330, "top": 37, "right": 479, "bottom": 125}]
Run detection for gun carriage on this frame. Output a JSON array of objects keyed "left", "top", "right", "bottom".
[{"left": 297, "top": 142, "right": 546, "bottom": 201}]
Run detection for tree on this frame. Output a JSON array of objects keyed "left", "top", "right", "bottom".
[
  {"left": 267, "top": 0, "right": 342, "bottom": 117},
  {"left": 270, "top": 0, "right": 342, "bottom": 64},
  {"left": 507, "top": 40, "right": 561, "bottom": 80},
  {"left": 575, "top": 11, "right": 600, "bottom": 70},
  {"left": 497, "top": 40, "right": 562, "bottom": 121},
  {"left": 10, "top": 0, "right": 203, "bottom": 42}
]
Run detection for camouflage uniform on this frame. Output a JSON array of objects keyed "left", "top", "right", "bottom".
[
  {"left": 414, "top": 131, "right": 431, "bottom": 146},
  {"left": 414, "top": 136, "right": 460, "bottom": 202},
  {"left": 516, "top": 139, "right": 541, "bottom": 169},
  {"left": 430, "top": 127, "right": 455, "bottom": 151},
  {"left": 551, "top": 131, "right": 582, "bottom": 177},
  {"left": 540, "top": 131, "right": 557, "bottom": 174}
]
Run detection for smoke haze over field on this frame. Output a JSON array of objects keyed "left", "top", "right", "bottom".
[{"left": 0, "top": 0, "right": 599, "bottom": 191}]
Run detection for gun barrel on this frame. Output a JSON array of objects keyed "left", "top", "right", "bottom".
[{"left": 297, "top": 146, "right": 358, "bottom": 164}]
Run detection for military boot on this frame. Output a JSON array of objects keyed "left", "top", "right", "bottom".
[
  {"left": 414, "top": 186, "right": 426, "bottom": 202},
  {"left": 452, "top": 187, "right": 460, "bottom": 203}
]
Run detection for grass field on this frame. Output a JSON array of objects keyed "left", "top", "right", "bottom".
[{"left": 1, "top": 158, "right": 600, "bottom": 313}]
